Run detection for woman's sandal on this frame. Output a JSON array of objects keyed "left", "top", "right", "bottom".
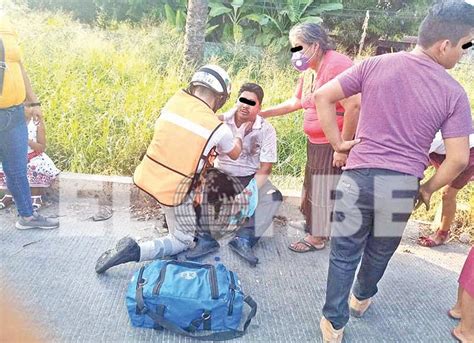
[
  {"left": 417, "top": 228, "right": 450, "bottom": 247},
  {"left": 288, "top": 237, "right": 326, "bottom": 253},
  {"left": 0, "top": 194, "right": 13, "bottom": 210},
  {"left": 31, "top": 196, "right": 42, "bottom": 210}
]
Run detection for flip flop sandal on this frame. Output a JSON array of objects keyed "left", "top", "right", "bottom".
[
  {"left": 288, "top": 238, "right": 325, "bottom": 253},
  {"left": 417, "top": 229, "right": 450, "bottom": 247}
]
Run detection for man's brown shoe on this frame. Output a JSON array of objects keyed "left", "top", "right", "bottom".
[
  {"left": 320, "top": 317, "right": 344, "bottom": 343},
  {"left": 349, "top": 294, "right": 372, "bottom": 318}
]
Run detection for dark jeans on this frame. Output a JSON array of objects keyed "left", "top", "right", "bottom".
[
  {"left": 234, "top": 178, "right": 283, "bottom": 247},
  {"left": 322, "top": 168, "right": 419, "bottom": 330},
  {"left": 0, "top": 105, "right": 33, "bottom": 217}
]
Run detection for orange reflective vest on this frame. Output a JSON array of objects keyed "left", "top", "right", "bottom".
[{"left": 133, "top": 90, "right": 223, "bottom": 207}]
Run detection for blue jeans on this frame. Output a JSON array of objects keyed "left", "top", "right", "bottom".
[
  {"left": 0, "top": 105, "right": 34, "bottom": 217},
  {"left": 322, "top": 168, "right": 419, "bottom": 329}
]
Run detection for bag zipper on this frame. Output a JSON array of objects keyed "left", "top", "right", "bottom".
[
  {"left": 209, "top": 266, "right": 219, "bottom": 299},
  {"left": 153, "top": 262, "right": 219, "bottom": 299},
  {"left": 227, "top": 271, "right": 236, "bottom": 315}
]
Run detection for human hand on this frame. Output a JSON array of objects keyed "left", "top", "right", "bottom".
[
  {"left": 220, "top": 106, "right": 237, "bottom": 122},
  {"left": 30, "top": 106, "right": 43, "bottom": 125},
  {"left": 235, "top": 121, "right": 251, "bottom": 139},
  {"left": 414, "top": 184, "right": 432, "bottom": 211},
  {"left": 335, "top": 139, "right": 360, "bottom": 153},
  {"left": 333, "top": 151, "right": 348, "bottom": 168}
]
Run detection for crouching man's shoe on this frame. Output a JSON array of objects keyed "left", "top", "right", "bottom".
[
  {"left": 95, "top": 237, "right": 140, "bottom": 274},
  {"left": 349, "top": 294, "right": 372, "bottom": 318},
  {"left": 228, "top": 237, "right": 258, "bottom": 267},
  {"left": 186, "top": 236, "right": 220, "bottom": 260},
  {"left": 320, "top": 317, "right": 344, "bottom": 343}
]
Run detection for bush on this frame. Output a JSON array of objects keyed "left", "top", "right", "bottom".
[{"left": 8, "top": 9, "right": 474, "bottom": 230}]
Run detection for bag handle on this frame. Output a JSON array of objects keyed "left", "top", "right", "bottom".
[{"left": 137, "top": 292, "right": 257, "bottom": 341}]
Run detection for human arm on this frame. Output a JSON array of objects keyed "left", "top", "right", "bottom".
[
  {"left": 259, "top": 96, "right": 302, "bottom": 118},
  {"left": 223, "top": 122, "right": 251, "bottom": 160},
  {"left": 417, "top": 88, "right": 473, "bottom": 210},
  {"left": 254, "top": 162, "right": 273, "bottom": 189},
  {"left": 416, "top": 136, "right": 470, "bottom": 210},
  {"left": 28, "top": 114, "right": 46, "bottom": 153},
  {"left": 332, "top": 94, "right": 361, "bottom": 167},
  {"left": 315, "top": 79, "right": 360, "bottom": 153},
  {"left": 218, "top": 106, "right": 237, "bottom": 122},
  {"left": 20, "top": 62, "right": 42, "bottom": 122}
]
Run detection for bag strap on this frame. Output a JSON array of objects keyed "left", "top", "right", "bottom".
[
  {"left": 147, "top": 297, "right": 256, "bottom": 341},
  {"left": 136, "top": 279, "right": 257, "bottom": 341},
  {"left": 0, "top": 38, "right": 6, "bottom": 95}
]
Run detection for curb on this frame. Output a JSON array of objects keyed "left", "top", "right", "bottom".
[{"left": 47, "top": 172, "right": 302, "bottom": 206}]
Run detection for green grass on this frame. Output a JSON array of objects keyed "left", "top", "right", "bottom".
[{"left": 8, "top": 8, "right": 473, "bottom": 229}]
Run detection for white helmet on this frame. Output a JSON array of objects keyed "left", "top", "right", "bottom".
[{"left": 190, "top": 64, "right": 231, "bottom": 97}]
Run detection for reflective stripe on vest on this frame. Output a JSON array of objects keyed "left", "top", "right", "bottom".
[
  {"left": 160, "top": 109, "right": 212, "bottom": 139},
  {"left": 133, "top": 90, "right": 223, "bottom": 207}
]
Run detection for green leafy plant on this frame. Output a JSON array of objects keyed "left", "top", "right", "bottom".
[
  {"left": 259, "top": 0, "right": 343, "bottom": 50},
  {"left": 163, "top": 0, "right": 187, "bottom": 31},
  {"left": 207, "top": 0, "right": 269, "bottom": 44}
]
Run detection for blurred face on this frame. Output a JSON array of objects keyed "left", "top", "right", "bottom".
[
  {"left": 437, "top": 34, "right": 474, "bottom": 69},
  {"left": 235, "top": 91, "right": 261, "bottom": 123},
  {"left": 290, "top": 36, "right": 319, "bottom": 69}
]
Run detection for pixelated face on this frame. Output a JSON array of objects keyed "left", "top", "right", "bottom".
[{"left": 236, "top": 91, "right": 261, "bottom": 123}]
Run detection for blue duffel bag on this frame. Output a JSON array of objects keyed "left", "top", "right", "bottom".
[{"left": 126, "top": 259, "right": 257, "bottom": 341}]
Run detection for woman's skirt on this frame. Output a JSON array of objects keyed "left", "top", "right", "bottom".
[{"left": 301, "top": 140, "right": 342, "bottom": 238}]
